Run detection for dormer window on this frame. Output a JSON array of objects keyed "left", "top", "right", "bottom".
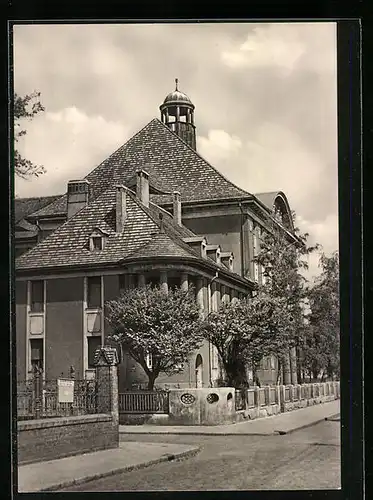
[
  {"left": 92, "top": 237, "right": 103, "bottom": 251},
  {"left": 88, "top": 228, "right": 109, "bottom": 252}
]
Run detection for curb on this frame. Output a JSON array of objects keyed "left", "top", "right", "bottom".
[
  {"left": 36, "top": 446, "right": 200, "bottom": 492},
  {"left": 325, "top": 414, "right": 340, "bottom": 422},
  {"left": 120, "top": 430, "right": 275, "bottom": 436},
  {"left": 119, "top": 416, "right": 337, "bottom": 437},
  {"left": 274, "top": 415, "right": 339, "bottom": 435}
]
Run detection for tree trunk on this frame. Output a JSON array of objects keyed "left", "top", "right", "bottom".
[
  {"left": 223, "top": 360, "right": 248, "bottom": 388},
  {"left": 147, "top": 372, "right": 157, "bottom": 390},
  {"left": 276, "top": 360, "right": 282, "bottom": 385}
]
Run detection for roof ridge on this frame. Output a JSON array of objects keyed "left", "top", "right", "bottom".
[{"left": 154, "top": 118, "right": 253, "bottom": 200}]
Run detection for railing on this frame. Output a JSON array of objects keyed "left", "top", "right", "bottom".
[
  {"left": 269, "top": 387, "right": 277, "bottom": 404},
  {"left": 17, "top": 376, "right": 99, "bottom": 420},
  {"left": 247, "top": 389, "right": 255, "bottom": 408},
  {"left": 235, "top": 389, "right": 246, "bottom": 411},
  {"left": 284, "top": 386, "right": 291, "bottom": 402},
  {"left": 119, "top": 391, "right": 169, "bottom": 414},
  {"left": 259, "top": 388, "right": 266, "bottom": 406}
]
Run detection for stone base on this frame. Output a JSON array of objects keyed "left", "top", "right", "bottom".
[
  {"left": 119, "top": 413, "right": 170, "bottom": 425},
  {"left": 235, "top": 404, "right": 281, "bottom": 422}
]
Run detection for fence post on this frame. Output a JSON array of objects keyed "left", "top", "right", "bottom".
[
  {"left": 275, "top": 385, "right": 281, "bottom": 406},
  {"left": 264, "top": 386, "right": 270, "bottom": 406},
  {"left": 289, "top": 385, "right": 294, "bottom": 402},
  {"left": 94, "top": 346, "right": 119, "bottom": 444},
  {"left": 69, "top": 365, "right": 75, "bottom": 415},
  {"left": 254, "top": 385, "right": 260, "bottom": 411},
  {"left": 279, "top": 385, "right": 285, "bottom": 412},
  {"left": 32, "top": 366, "right": 42, "bottom": 419}
]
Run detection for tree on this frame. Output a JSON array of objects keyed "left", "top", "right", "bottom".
[
  {"left": 253, "top": 213, "right": 319, "bottom": 383},
  {"left": 105, "top": 284, "right": 204, "bottom": 390},
  {"left": 14, "top": 91, "right": 45, "bottom": 178},
  {"left": 200, "top": 294, "right": 293, "bottom": 387},
  {"left": 302, "top": 252, "right": 340, "bottom": 380}
]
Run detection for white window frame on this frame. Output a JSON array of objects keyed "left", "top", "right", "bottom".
[
  {"left": 83, "top": 276, "right": 104, "bottom": 377},
  {"left": 26, "top": 280, "right": 46, "bottom": 378}
]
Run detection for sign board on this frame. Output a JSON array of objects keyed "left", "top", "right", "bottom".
[{"left": 57, "top": 379, "right": 74, "bottom": 403}]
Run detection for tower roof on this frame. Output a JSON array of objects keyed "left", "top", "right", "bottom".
[{"left": 162, "top": 78, "right": 194, "bottom": 108}]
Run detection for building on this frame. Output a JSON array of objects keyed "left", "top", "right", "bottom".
[{"left": 15, "top": 80, "right": 298, "bottom": 389}]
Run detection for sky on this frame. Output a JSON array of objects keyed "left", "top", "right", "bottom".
[{"left": 13, "top": 22, "right": 338, "bottom": 280}]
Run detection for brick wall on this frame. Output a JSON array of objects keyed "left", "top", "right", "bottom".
[{"left": 17, "top": 414, "right": 118, "bottom": 465}]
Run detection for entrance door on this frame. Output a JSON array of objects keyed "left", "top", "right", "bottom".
[{"left": 195, "top": 354, "right": 203, "bottom": 388}]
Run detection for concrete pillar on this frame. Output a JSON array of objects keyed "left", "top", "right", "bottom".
[
  {"left": 290, "top": 347, "right": 298, "bottom": 384},
  {"left": 176, "top": 106, "right": 180, "bottom": 121},
  {"left": 283, "top": 352, "right": 291, "bottom": 385},
  {"left": 138, "top": 274, "right": 146, "bottom": 288},
  {"left": 180, "top": 272, "right": 189, "bottom": 292},
  {"left": 211, "top": 281, "right": 218, "bottom": 312},
  {"left": 196, "top": 278, "right": 204, "bottom": 317},
  {"left": 159, "top": 271, "right": 168, "bottom": 293},
  {"left": 221, "top": 286, "right": 230, "bottom": 304}
]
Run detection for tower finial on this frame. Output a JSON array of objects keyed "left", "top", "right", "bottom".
[{"left": 175, "top": 78, "right": 178, "bottom": 91}]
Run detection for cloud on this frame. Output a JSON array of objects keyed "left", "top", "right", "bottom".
[
  {"left": 15, "top": 107, "right": 128, "bottom": 197},
  {"left": 221, "top": 23, "right": 336, "bottom": 75},
  {"left": 221, "top": 24, "right": 305, "bottom": 72},
  {"left": 198, "top": 129, "right": 242, "bottom": 165}
]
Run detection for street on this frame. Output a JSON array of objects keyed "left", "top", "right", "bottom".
[{"left": 59, "top": 419, "right": 340, "bottom": 491}]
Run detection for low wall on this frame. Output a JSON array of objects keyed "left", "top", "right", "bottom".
[
  {"left": 119, "top": 381, "right": 340, "bottom": 426},
  {"left": 237, "top": 381, "right": 340, "bottom": 422},
  {"left": 280, "top": 382, "right": 340, "bottom": 413},
  {"left": 168, "top": 387, "right": 236, "bottom": 425},
  {"left": 17, "top": 413, "right": 118, "bottom": 465}
]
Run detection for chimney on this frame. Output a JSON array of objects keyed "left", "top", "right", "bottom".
[
  {"left": 136, "top": 169, "right": 149, "bottom": 207},
  {"left": 221, "top": 251, "right": 234, "bottom": 272},
  {"left": 173, "top": 191, "right": 182, "bottom": 226},
  {"left": 115, "top": 185, "right": 127, "bottom": 233},
  {"left": 67, "top": 179, "right": 90, "bottom": 219}
]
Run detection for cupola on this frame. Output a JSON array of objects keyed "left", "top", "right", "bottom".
[{"left": 160, "top": 78, "right": 196, "bottom": 150}]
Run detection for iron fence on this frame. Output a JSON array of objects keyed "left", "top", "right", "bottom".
[
  {"left": 17, "top": 374, "right": 99, "bottom": 420},
  {"left": 119, "top": 390, "right": 169, "bottom": 414}
]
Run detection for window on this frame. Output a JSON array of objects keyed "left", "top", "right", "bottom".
[
  {"left": 30, "top": 280, "right": 44, "bottom": 313},
  {"left": 145, "top": 352, "right": 153, "bottom": 369},
  {"left": 91, "top": 236, "right": 103, "bottom": 250},
  {"left": 270, "top": 355, "right": 276, "bottom": 369},
  {"left": 88, "top": 336, "right": 102, "bottom": 369},
  {"left": 87, "top": 276, "right": 102, "bottom": 309},
  {"left": 30, "top": 338, "right": 43, "bottom": 371},
  {"left": 254, "top": 263, "right": 259, "bottom": 283}
]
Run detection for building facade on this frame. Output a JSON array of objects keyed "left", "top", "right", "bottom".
[{"left": 15, "top": 81, "right": 298, "bottom": 389}]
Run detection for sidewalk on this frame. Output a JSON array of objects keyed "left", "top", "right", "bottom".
[
  {"left": 18, "top": 441, "right": 200, "bottom": 493},
  {"left": 120, "top": 400, "right": 340, "bottom": 436}
]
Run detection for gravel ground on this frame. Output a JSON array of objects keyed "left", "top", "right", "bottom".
[{"left": 59, "top": 420, "right": 341, "bottom": 491}]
